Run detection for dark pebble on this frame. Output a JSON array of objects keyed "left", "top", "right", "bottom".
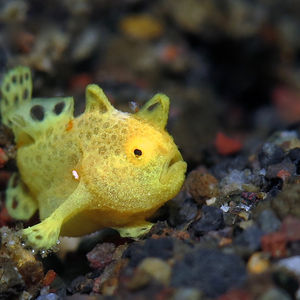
[
  {"left": 257, "top": 209, "right": 281, "bottom": 233},
  {"left": 272, "top": 269, "right": 299, "bottom": 299},
  {"left": 168, "top": 198, "right": 198, "bottom": 227},
  {"left": 288, "top": 147, "right": 300, "bottom": 174},
  {"left": 190, "top": 205, "right": 224, "bottom": 236},
  {"left": 258, "top": 143, "right": 285, "bottom": 168},
  {"left": 211, "top": 155, "right": 248, "bottom": 180},
  {"left": 68, "top": 275, "right": 94, "bottom": 294},
  {"left": 234, "top": 225, "right": 264, "bottom": 252},
  {"left": 288, "top": 147, "right": 300, "bottom": 163},
  {"left": 171, "top": 248, "right": 246, "bottom": 298},
  {"left": 123, "top": 238, "right": 173, "bottom": 267},
  {"left": 265, "top": 177, "right": 283, "bottom": 196},
  {"left": 0, "top": 47, "right": 7, "bottom": 73}
]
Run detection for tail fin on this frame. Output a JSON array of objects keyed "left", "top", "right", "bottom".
[{"left": 0, "top": 66, "right": 32, "bottom": 127}]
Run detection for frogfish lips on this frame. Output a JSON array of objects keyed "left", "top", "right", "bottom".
[{"left": 159, "top": 150, "right": 187, "bottom": 184}]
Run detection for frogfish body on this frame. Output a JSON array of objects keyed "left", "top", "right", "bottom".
[{"left": 0, "top": 66, "right": 187, "bottom": 250}]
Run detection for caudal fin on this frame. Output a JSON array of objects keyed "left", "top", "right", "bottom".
[{"left": 0, "top": 66, "right": 32, "bottom": 127}]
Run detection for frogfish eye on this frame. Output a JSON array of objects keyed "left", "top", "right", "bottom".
[{"left": 134, "top": 148, "right": 142, "bottom": 157}]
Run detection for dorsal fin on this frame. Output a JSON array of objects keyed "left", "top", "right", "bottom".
[
  {"left": 1, "top": 67, "right": 75, "bottom": 144},
  {"left": 0, "top": 66, "right": 32, "bottom": 127},
  {"left": 85, "top": 84, "right": 114, "bottom": 114},
  {"left": 135, "top": 93, "right": 170, "bottom": 129},
  {"left": 12, "top": 97, "right": 74, "bottom": 142}
]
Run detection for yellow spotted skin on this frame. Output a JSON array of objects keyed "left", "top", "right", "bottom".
[{"left": 0, "top": 67, "right": 187, "bottom": 250}]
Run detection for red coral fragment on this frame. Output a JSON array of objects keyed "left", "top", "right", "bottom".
[
  {"left": 69, "top": 73, "right": 92, "bottom": 90},
  {"left": 261, "top": 232, "right": 287, "bottom": 258},
  {"left": 277, "top": 169, "right": 291, "bottom": 181},
  {"left": 272, "top": 86, "right": 300, "bottom": 123},
  {"left": 15, "top": 31, "right": 35, "bottom": 54},
  {"left": 215, "top": 132, "right": 243, "bottom": 156},
  {"left": 280, "top": 216, "right": 300, "bottom": 242},
  {"left": 218, "top": 289, "right": 253, "bottom": 300},
  {"left": 43, "top": 269, "right": 56, "bottom": 286},
  {"left": 0, "top": 148, "right": 8, "bottom": 168},
  {"left": 0, "top": 204, "right": 13, "bottom": 226}
]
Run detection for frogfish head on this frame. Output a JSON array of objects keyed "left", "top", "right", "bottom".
[{"left": 82, "top": 85, "right": 187, "bottom": 216}]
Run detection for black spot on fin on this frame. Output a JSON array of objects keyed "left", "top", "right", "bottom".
[{"left": 1, "top": 66, "right": 32, "bottom": 128}]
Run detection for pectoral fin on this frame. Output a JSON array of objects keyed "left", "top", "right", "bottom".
[{"left": 113, "top": 222, "right": 153, "bottom": 238}]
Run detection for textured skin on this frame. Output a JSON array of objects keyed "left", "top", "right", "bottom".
[{"left": 1, "top": 67, "right": 187, "bottom": 250}]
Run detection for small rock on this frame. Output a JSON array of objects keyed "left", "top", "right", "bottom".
[
  {"left": 220, "top": 169, "right": 252, "bottom": 195},
  {"left": 171, "top": 249, "right": 246, "bottom": 298},
  {"left": 137, "top": 258, "right": 171, "bottom": 285},
  {"left": 71, "top": 27, "right": 100, "bottom": 61},
  {"left": 247, "top": 252, "right": 270, "bottom": 274},
  {"left": 257, "top": 209, "right": 281, "bottom": 233},
  {"left": 86, "top": 243, "right": 115, "bottom": 270},
  {"left": 191, "top": 205, "right": 224, "bottom": 236},
  {"left": 185, "top": 169, "right": 219, "bottom": 204},
  {"left": 120, "top": 14, "right": 164, "bottom": 40},
  {"left": 123, "top": 238, "right": 173, "bottom": 267},
  {"left": 278, "top": 256, "right": 300, "bottom": 276},
  {"left": 0, "top": 0, "right": 28, "bottom": 22},
  {"left": 68, "top": 276, "right": 93, "bottom": 294},
  {"left": 258, "top": 143, "right": 285, "bottom": 168},
  {"left": 168, "top": 197, "right": 198, "bottom": 227},
  {"left": 172, "top": 288, "right": 203, "bottom": 300},
  {"left": 288, "top": 147, "right": 300, "bottom": 164},
  {"left": 234, "top": 225, "right": 264, "bottom": 252},
  {"left": 271, "top": 183, "right": 300, "bottom": 219},
  {"left": 265, "top": 158, "right": 296, "bottom": 179},
  {"left": 0, "top": 257, "right": 25, "bottom": 298},
  {"left": 36, "top": 293, "right": 60, "bottom": 300},
  {"left": 272, "top": 268, "right": 299, "bottom": 298},
  {"left": 266, "top": 177, "right": 283, "bottom": 197},
  {"left": 258, "top": 288, "right": 291, "bottom": 300}
]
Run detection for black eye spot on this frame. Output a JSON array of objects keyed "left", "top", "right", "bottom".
[
  {"left": 23, "top": 88, "right": 29, "bottom": 99},
  {"left": 147, "top": 102, "right": 159, "bottom": 111},
  {"left": 12, "top": 196, "right": 18, "bottom": 209},
  {"left": 19, "top": 75, "right": 23, "bottom": 84},
  {"left": 30, "top": 105, "right": 45, "bottom": 121},
  {"left": 53, "top": 102, "right": 65, "bottom": 115},
  {"left": 14, "top": 95, "right": 19, "bottom": 105},
  {"left": 12, "top": 75, "right": 17, "bottom": 84},
  {"left": 25, "top": 73, "right": 29, "bottom": 80},
  {"left": 134, "top": 149, "right": 142, "bottom": 157},
  {"left": 5, "top": 83, "right": 10, "bottom": 92}
]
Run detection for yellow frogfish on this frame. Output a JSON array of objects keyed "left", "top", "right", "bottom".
[{"left": 0, "top": 66, "right": 187, "bottom": 250}]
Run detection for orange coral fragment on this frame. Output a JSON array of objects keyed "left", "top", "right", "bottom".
[
  {"left": 277, "top": 169, "right": 291, "bottom": 181},
  {"left": 215, "top": 132, "right": 243, "bottom": 155},
  {"left": 43, "top": 269, "right": 56, "bottom": 286},
  {"left": 273, "top": 86, "right": 300, "bottom": 123},
  {"left": 0, "top": 148, "right": 8, "bottom": 167}
]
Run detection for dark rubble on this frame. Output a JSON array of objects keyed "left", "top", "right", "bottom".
[{"left": 1, "top": 0, "right": 300, "bottom": 299}]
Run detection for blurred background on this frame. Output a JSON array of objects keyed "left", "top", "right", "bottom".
[{"left": 0, "top": 0, "right": 300, "bottom": 167}]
